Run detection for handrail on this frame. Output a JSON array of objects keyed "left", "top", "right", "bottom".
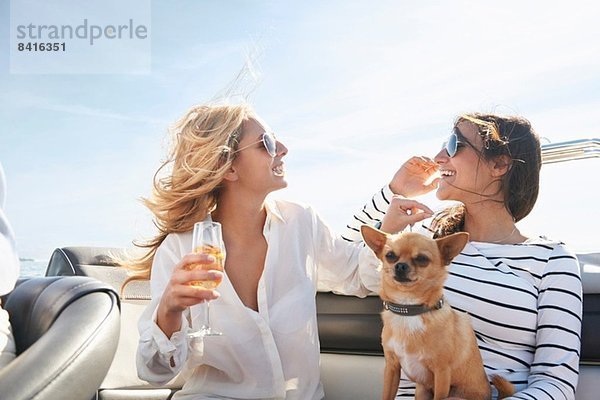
[{"left": 541, "top": 138, "right": 600, "bottom": 164}]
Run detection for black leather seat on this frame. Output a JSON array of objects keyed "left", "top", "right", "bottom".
[
  {"left": 0, "top": 276, "right": 121, "bottom": 400},
  {"left": 46, "top": 247, "right": 181, "bottom": 400}
]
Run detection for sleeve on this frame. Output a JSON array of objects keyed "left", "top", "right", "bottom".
[
  {"left": 508, "top": 245, "right": 582, "bottom": 400},
  {"left": 0, "top": 163, "right": 20, "bottom": 296},
  {"left": 136, "top": 235, "right": 192, "bottom": 385},
  {"left": 311, "top": 207, "right": 381, "bottom": 296},
  {"left": 341, "top": 185, "right": 394, "bottom": 242}
]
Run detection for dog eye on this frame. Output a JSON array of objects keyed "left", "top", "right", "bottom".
[
  {"left": 413, "top": 254, "right": 430, "bottom": 266},
  {"left": 385, "top": 251, "right": 398, "bottom": 263}
]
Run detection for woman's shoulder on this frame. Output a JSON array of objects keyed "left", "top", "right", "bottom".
[
  {"left": 156, "top": 231, "right": 193, "bottom": 259},
  {"left": 470, "top": 236, "right": 579, "bottom": 269},
  {"left": 162, "top": 230, "right": 192, "bottom": 244},
  {"left": 522, "top": 235, "right": 564, "bottom": 246},
  {"left": 267, "top": 197, "right": 316, "bottom": 219},
  {"left": 520, "top": 236, "right": 575, "bottom": 255},
  {"left": 518, "top": 236, "right": 580, "bottom": 273}
]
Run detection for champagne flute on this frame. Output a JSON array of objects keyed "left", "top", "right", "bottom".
[{"left": 187, "top": 221, "right": 225, "bottom": 338}]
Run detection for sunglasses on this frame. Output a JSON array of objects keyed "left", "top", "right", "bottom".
[
  {"left": 442, "top": 132, "right": 464, "bottom": 158},
  {"left": 235, "top": 131, "right": 278, "bottom": 157}
]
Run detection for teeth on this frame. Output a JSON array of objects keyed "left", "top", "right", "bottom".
[
  {"left": 424, "top": 170, "right": 441, "bottom": 186},
  {"left": 440, "top": 170, "right": 455, "bottom": 177},
  {"left": 273, "top": 165, "right": 285, "bottom": 176}
]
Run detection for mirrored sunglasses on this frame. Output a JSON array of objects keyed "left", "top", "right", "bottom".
[
  {"left": 235, "top": 131, "right": 278, "bottom": 157},
  {"left": 442, "top": 132, "right": 463, "bottom": 158},
  {"left": 261, "top": 131, "right": 278, "bottom": 157}
]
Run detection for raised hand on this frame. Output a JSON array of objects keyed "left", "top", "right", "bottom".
[
  {"left": 389, "top": 156, "right": 439, "bottom": 197},
  {"left": 380, "top": 196, "right": 433, "bottom": 234}
]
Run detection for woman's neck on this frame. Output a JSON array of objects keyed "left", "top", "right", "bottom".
[
  {"left": 211, "top": 189, "right": 267, "bottom": 243},
  {"left": 462, "top": 202, "right": 526, "bottom": 244}
]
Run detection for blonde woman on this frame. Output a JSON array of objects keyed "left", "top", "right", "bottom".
[{"left": 129, "top": 104, "right": 432, "bottom": 399}]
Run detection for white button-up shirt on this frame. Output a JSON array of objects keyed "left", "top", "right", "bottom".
[{"left": 137, "top": 198, "right": 380, "bottom": 399}]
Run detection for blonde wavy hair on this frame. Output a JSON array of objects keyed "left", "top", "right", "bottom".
[{"left": 123, "top": 103, "right": 254, "bottom": 283}]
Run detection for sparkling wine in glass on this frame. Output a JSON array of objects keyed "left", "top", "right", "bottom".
[{"left": 187, "top": 221, "right": 225, "bottom": 338}]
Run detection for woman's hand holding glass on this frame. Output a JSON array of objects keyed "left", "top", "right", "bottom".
[
  {"left": 156, "top": 253, "right": 223, "bottom": 340},
  {"left": 187, "top": 221, "right": 225, "bottom": 337}
]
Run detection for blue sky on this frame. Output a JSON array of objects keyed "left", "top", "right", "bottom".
[{"left": 1, "top": 1, "right": 599, "bottom": 259}]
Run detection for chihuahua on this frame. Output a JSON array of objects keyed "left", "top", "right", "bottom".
[{"left": 361, "top": 226, "right": 514, "bottom": 400}]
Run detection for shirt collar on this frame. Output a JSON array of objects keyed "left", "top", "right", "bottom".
[
  {"left": 205, "top": 198, "right": 286, "bottom": 224},
  {"left": 264, "top": 197, "right": 285, "bottom": 223}
]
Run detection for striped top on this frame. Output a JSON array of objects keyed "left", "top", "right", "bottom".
[{"left": 344, "top": 186, "right": 582, "bottom": 400}]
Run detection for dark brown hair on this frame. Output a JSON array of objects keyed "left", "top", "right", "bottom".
[{"left": 431, "top": 113, "right": 542, "bottom": 238}]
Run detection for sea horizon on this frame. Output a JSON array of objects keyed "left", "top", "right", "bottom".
[{"left": 19, "top": 259, "right": 48, "bottom": 278}]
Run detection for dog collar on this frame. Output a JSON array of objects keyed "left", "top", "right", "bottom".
[{"left": 383, "top": 297, "right": 444, "bottom": 316}]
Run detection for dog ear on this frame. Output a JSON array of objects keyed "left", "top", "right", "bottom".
[
  {"left": 435, "top": 232, "right": 469, "bottom": 265},
  {"left": 361, "top": 225, "right": 388, "bottom": 255}
]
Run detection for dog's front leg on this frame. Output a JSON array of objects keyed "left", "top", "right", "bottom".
[
  {"left": 382, "top": 351, "right": 401, "bottom": 400},
  {"left": 432, "top": 368, "right": 451, "bottom": 400},
  {"left": 415, "top": 383, "right": 433, "bottom": 400}
]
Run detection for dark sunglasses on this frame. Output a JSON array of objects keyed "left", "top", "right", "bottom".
[
  {"left": 442, "top": 132, "right": 464, "bottom": 158},
  {"left": 235, "top": 131, "right": 278, "bottom": 157}
]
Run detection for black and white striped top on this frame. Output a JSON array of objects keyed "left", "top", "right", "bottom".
[{"left": 344, "top": 186, "right": 582, "bottom": 400}]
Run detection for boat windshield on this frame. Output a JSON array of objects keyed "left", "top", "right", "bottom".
[{"left": 521, "top": 138, "right": 599, "bottom": 253}]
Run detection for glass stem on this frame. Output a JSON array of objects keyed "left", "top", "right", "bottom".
[{"left": 202, "top": 299, "right": 211, "bottom": 330}]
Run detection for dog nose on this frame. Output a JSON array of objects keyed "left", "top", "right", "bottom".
[
  {"left": 393, "top": 262, "right": 411, "bottom": 283},
  {"left": 394, "top": 263, "right": 410, "bottom": 274}
]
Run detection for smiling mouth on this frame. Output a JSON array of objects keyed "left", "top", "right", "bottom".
[{"left": 272, "top": 164, "right": 285, "bottom": 176}]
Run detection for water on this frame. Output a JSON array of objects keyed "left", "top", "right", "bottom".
[{"left": 19, "top": 260, "right": 47, "bottom": 278}]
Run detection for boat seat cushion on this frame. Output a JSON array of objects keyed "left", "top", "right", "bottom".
[
  {"left": 46, "top": 247, "right": 183, "bottom": 398},
  {"left": 0, "top": 276, "right": 120, "bottom": 400}
]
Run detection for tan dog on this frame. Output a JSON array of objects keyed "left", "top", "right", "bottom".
[{"left": 361, "top": 226, "right": 514, "bottom": 400}]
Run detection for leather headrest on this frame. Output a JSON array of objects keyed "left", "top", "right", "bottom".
[{"left": 4, "top": 276, "right": 119, "bottom": 353}]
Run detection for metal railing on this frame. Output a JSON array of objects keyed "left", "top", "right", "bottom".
[{"left": 541, "top": 138, "right": 600, "bottom": 164}]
